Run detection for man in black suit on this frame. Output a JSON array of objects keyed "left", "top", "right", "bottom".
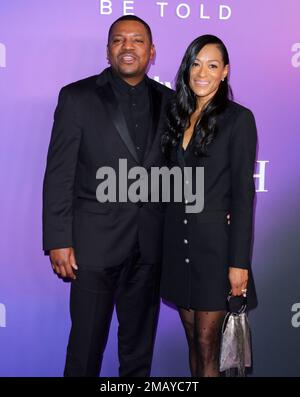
[{"left": 42, "top": 15, "right": 173, "bottom": 377}]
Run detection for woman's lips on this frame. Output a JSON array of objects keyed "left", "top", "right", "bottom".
[{"left": 193, "top": 80, "right": 210, "bottom": 86}]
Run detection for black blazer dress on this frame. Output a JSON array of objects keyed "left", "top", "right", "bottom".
[{"left": 160, "top": 101, "right": 258, "bottom": 311}]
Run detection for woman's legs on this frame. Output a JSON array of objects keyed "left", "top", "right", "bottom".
[
  {"left": 194, "top": 310, "right": 226, "bottom": 377},
  {"left": 178, "top": 308, "right": 197, "bottom": 377},
  {"left": 178, "top": 308, "right": 226, "bottom": 377}
]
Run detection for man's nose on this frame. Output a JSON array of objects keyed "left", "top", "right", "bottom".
[{"left": 122, "top": 39, "right": 134, "bottom": 50}]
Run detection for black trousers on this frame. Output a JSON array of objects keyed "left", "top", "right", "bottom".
[{"left": 64, "top": 246, "right": 161, "bottom": 377}]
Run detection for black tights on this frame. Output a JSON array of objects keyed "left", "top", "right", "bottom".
[{"left": 178, "top": 307, "right": 226, "bottom": 377}]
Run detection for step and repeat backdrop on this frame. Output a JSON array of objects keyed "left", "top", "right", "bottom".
[{"left": 0, "top": 0, "right": 299, "bottom": 376}]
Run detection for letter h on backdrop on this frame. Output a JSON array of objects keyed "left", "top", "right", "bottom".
[{"left": 0, "top": 43, "right": 6, "bottom": 68}]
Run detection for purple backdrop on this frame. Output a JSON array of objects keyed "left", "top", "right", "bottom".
[{"left": 0, "top": 0, "right": 300, "bottom": 376}]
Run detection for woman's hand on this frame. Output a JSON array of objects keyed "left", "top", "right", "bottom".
[{"left": 228, "top": 267, "right": 248, "bottom": 296}]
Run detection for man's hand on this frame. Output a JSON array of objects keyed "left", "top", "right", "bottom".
[
  {"left": 228, "top": 267, "right": 248, "bottom": 296},
  {"left": 49, "top": 248, "right": 78, "bottom": 280}
]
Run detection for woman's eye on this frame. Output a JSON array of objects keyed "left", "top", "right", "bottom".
[{"left": 209, "top": 64, "right": 218, "bottom": 69}]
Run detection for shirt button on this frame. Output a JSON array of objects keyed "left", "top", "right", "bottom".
[
  {"left": 135, "top": 124, "right": 139, "bottom": 128},
  {"left": 184, "top": 239, "right": 188, "bottom": 244},
  {"left": 185, "top": 258, "right": 190, "bottom": 264},
  {"left": 185, "top": 199, "right": 189, "bottom": 204},
  {"left": 136, "top": 146, "right": 140, "bottom": 150},
  {"left": 132, "top": 103, "right": 136, "bottom": 106},
  {"left": 183, "top": 219, "right": 188, "bottom": 224},
  {"left": 185, "top": 180, "right": 189, "bottom": 184}
]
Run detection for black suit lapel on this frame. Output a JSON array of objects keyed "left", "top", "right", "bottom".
[
  {"left": 96, "top": 78, "right": 139, "bottom": 164},
  {"left": 143, "top": 81, "right": 163, "bottom": 166}
]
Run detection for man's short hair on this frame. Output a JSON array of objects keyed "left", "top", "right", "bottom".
[{"left": 107, "top": 15, "right": 153, "bottom": 44}]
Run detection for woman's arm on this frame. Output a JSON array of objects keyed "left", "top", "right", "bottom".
[
  {"left": 228, "top": 108, "right": 257, "bottom": 295},
  {"left": 229, "top": 108, "right": 257, "bottom": 269}
]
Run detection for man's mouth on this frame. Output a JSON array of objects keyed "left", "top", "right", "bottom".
[{"left": 119, "top": 53, "right": 137, "bottom": 64}]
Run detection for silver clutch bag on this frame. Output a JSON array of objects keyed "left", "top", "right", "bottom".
[{"left": 219, "top": 295, "right": 252, "bottom": 376}]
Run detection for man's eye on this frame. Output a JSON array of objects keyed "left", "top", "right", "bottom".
[{"left": 135, "top": 39, "right": 144, "bottom": 43}]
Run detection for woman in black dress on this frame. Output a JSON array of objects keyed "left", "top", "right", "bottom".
[{"left": 161, "top": 35, "right": 257, "bottom": 377}]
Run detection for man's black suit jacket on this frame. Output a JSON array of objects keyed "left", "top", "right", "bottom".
[{"left": 43, "top": 68, "right": 174, "bottom": 270}]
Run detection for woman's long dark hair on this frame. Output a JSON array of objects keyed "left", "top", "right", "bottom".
[{"left": 162, "top": 35, "right": 233, "bottom": 158}]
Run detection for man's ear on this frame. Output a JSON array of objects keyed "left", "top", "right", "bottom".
[{"left": 150, "top": 44, "right": 156, "bottom": 63}]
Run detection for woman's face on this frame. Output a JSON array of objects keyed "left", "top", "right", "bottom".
[{"left": 189, "top": 44, "right": 229, "bottom": 107}]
